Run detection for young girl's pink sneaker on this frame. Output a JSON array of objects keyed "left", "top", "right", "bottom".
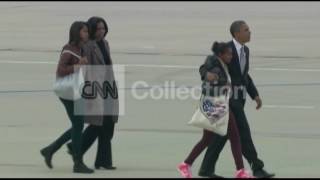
[
  {"left": 235, "top": 168, "right": 255, "bottom": 178},
  {"left": 177, "top": 162, "right": 192, "bottom": 178}
]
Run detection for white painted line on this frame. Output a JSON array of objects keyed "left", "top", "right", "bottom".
[
  {"left": 122, "top": 64, "right": 320, "bottom": 72},
  {"left": 0, "top": 60, "right": 320, "bottom": 73},
  {"left": 122, "top": 64, "right": 196, "bottom": 69},
  {"left": 263, "top": 105, "right": 315, "bottom": 109},
  {"left": 254, "top": 67, "right": 320, "bottom": 72},
  {"left": 0, "top": 60, "right": 55, "bottom": 64}
]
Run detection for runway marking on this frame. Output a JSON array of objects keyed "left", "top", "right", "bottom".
[
  {"left": 1, "top": 60, "right": 320, "bottom": 72},
  {"left": 263, "top": 105, "right": 315, "bottom": 109},
  {"left": 0, "top": 61, "right": 318, "bottom": 111},
  {"left": 117, "top": 128, "right": 320, "bottom": 140},
  {"left": 0, "top": 163, "right": 39, "bottom": 167},
  {"left": 0, "top": 60, "right": 56, "bottom": 64},
  {"left": 123, "top": 64, "right": 196, "bottom": 69},
  {"left": 1, "top": 48, "right": 320, "bottom": 60},
  {"left": 254, "top": 67, "right": 320, "bottom": 72},
  {"left": 124, "top": 64, "right": 320, "bottom": 72},
  {"left": 0, "top": 89, "right": 315, "bottom": 110}
]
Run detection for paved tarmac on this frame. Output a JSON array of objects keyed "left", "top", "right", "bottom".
[{"left": 0, "top": 1, "right": 320, "bottom": 178}]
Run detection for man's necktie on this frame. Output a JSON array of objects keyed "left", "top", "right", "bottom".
[{"left": 240, "top": 46, "right": 246, "bottom": 74}]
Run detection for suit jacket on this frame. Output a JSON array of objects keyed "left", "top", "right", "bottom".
[
  {"left": 82, "top": 39, "right": 119, "bottom": 126},
  {"left": 227, "top": 40, "right": 259, "bottom": 102}
]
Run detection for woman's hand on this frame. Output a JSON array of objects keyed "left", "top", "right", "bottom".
[{"left": 74, "top": 57, "right": 88, "bottom": 71}]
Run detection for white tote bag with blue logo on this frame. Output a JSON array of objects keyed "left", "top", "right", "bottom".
[
  {"left": 188, "top": 59, "right": 231, "bottom": 136},
  {"left": 188, "top": 94, "right": 230, "bottom": 136}
]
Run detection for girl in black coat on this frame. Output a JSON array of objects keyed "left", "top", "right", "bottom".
[{"left": 177, "top": 42, "right": 253, "bottom": 178}]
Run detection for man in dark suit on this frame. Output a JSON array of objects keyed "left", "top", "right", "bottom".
[{"left": 198, "top": 20, "right": 275, "bottom": 178}]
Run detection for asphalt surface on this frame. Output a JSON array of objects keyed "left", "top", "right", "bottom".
[{"left": 0, "top": 1, "right": 319, "bottom": 178}]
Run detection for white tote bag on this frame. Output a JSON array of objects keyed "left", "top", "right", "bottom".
[
  {"left": 188, "top": 58, "right": 231, "bottom": 136},
  {"left": 188, "top": 94, "right": 229, "bottom": 136},
  {"left": 53, "top": 50, "right": 85, "bottom": 100}
]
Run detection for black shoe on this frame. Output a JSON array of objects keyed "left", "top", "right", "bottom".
[
  {"left": 198, "top": 172, "right": 224, "bottom": 178},
  {"left": 95, "top": 164, "right": 117, "bottom": 170},
  {"left": 40, "top": 147, "right": 53, "bottom": 169},
  {"left": 73, "top": 162, "right": 94, "bottom": 174},
  {"left": 66, "top": 143, "right": 73, "bottom": 155},
  {"left": 253, "top": 169, "right": 275, "bottom": 178}
]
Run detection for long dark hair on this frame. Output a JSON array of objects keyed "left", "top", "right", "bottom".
[
  {"left": 87, "top": 16, "right": 108, "bottom": 40},
  {"left": 68, "top": 21, "right": 88, "bottom": 46}
]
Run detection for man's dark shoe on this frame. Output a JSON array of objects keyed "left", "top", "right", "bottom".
[
  {"left": 40, "top": 147, "right": 53, "bottom": 169},
  {"left": 253, "top": 169, "right": 275, "bottom": 178},
  {"left": 198, "top": 171, "right": 224, "bottom": 178}
]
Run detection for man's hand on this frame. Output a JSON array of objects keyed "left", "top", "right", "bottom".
[
  {"left": 206, "top": 72, "right": 219, "bottom": 82},
  {"left": 254, "top": 96, "right": 262, "bottom": 110}
]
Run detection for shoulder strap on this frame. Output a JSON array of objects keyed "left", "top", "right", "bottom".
[{"left": 61, "top": 49, "right": 81, "bottom": 60}]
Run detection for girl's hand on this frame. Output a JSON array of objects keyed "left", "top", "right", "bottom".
[
  {"left": 78, "top": 56, "right": 88, "bottom": 65},
  {"left": 207, "top": 72, "right": 219, "bottom": 81}
]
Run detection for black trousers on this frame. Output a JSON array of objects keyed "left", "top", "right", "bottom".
[
  {"left": 46, "top": 98, "right": 84, "bottom": 160},
  {"left": 199, "top": 99, "right": 264, "bottom": 174},
  {"left": 81, "top": 116, "right": 115, "bottom": 166}
]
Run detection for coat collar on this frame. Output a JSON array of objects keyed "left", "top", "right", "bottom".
[
  {"left": 92, "top": 41, "right": 106, "bottom": 65},
  {"left": 232, "top": 38, "right": 244, "bottom": 56}
]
